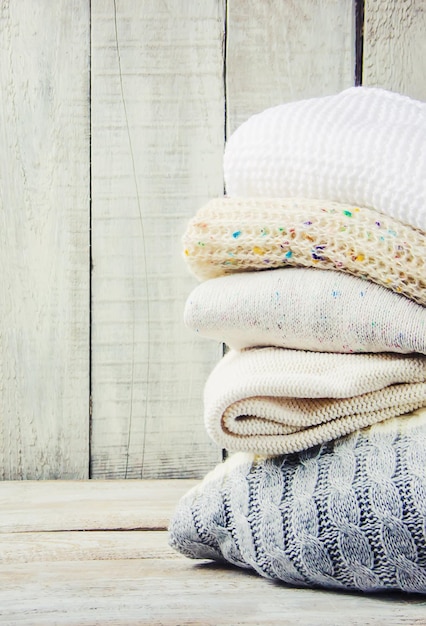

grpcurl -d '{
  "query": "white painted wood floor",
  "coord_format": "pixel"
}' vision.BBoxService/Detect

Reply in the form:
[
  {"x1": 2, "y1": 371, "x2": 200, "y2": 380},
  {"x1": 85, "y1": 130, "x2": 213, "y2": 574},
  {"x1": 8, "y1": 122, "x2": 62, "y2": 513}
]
[{"x1": 0, "y1": 481, "x2": 425, "y2": 625}]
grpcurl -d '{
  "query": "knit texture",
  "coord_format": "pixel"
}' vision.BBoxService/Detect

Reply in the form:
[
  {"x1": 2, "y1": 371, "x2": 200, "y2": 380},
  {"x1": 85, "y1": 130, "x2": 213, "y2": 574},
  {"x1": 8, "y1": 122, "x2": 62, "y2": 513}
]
[
  {"x1": 224, "y1": 87, "x2": 426, "y2": 231},
  {"x1": 169, "y1": 410, "x2": 426, "y2": 594},
  {"x1": 182, "y1": 197, "x2": 426, "y2": 306},
  {"x1": 204, "y1": 347, "x2": 426, "y2": 455},
  {"x1": 185, "y1": 268, "x2": 426, "y2": 355}
]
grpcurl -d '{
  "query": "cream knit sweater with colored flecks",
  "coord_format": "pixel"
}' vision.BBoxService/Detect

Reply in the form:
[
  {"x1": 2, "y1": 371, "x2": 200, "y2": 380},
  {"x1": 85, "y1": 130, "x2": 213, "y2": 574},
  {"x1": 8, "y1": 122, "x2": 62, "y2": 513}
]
[
  {"x1": 169, "y1": 409, "x2": 426, "y2": 594},
  {"x1": 184, "y1": 268, "x2": 426, "y2": 355},
  {"x1": 182, "y1": 197, "x2": 426, "y2": 306}
]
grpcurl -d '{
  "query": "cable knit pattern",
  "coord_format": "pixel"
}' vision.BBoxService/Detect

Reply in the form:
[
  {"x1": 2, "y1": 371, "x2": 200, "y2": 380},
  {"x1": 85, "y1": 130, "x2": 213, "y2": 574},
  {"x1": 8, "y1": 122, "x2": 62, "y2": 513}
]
[
  {"x1": 182, "y1": 197, "x2": 426, "y2": 306},
  {"x1": 184, "y1": 268, "x2": 426, "y2": 355},
  {"x1": 224, "y1": 87, "x2": 426, "y2": 231},
  {"x1": 203, "y1": 347, "x2": 426, "y2": 455},
  {"x1": 169, "y1": 410, "x2": 426, "y2": 594}
]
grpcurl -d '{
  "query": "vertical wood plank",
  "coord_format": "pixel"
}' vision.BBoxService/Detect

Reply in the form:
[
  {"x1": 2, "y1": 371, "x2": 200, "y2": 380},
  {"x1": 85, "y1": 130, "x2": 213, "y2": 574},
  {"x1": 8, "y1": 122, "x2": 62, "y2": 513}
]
[
  {"x1": 226, "y1": 0, "x2": 356, "y2": 135},
  {"x1": 91, "y1": 0, "x2": 224, "y2": 478},
  {"x1": 0, "y1": 0, "x2": 90, "y2": 479},
  {"x1": 363, "y1": 0, "x2": 426, "y2": 99}
]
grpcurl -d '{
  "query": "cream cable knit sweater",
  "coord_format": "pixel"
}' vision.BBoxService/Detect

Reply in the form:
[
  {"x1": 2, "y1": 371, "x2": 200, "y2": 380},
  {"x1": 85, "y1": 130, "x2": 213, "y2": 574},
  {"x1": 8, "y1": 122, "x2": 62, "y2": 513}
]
[
  {"x1": 224, "y1": 87, "x2": 426, "y2": 231},
  {"x1": 182, "y1": 197, "x2": 426, "y2": 305},
  {"x1": 169, "y1": 409, "x2": 426, "y2": 594},
  {"x1": 204, "y1": 347, "x2": 426, "y2": 455},
  {"x1": 185, "y1": 268, "x2": 426, "y2": 355}
]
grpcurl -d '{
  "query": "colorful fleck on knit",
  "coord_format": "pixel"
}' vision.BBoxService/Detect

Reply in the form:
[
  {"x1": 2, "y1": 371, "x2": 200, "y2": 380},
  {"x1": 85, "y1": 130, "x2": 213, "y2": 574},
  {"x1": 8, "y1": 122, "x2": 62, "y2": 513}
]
[
  {"x1": 169, "y1": 409, "x2": 426, "y2": 594},
  {"x1": 182, "y1": 197, "x2": 426, "y2": 305},
  {"x1": 203, "y1": 347, "x2": 426, "y2": 456},
  {"x1": 224, "y1": 87, "x2": 426, "y2": 231},
  {"x1": 184, "y1": 268, "x2": 426, "y2": 355}
]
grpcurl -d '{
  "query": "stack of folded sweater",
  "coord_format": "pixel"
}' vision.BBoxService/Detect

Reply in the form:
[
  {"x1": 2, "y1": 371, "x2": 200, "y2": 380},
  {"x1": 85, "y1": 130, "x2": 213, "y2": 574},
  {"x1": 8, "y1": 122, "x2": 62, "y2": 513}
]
[{"x1": 169, "y1": 87, "x2": 426, "y2": 594}]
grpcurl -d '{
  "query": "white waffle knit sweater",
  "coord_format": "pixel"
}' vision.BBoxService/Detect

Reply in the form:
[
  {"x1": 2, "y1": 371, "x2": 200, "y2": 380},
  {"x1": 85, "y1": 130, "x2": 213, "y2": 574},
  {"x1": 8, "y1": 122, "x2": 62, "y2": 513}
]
[
  {"x1": 224, "y1": 87, "x2": 426, "y2": 231},
  {"x1": 185, "y1": 268, "x2": 426, "y2": 355},
  {"x1": 204, "y1": 347, "x2": 426, "y2": 455}
]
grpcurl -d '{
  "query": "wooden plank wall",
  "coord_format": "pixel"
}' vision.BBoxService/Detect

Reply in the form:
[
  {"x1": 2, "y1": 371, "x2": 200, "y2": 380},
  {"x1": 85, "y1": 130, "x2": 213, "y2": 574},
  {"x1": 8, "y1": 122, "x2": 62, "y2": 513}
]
[
  {"x1": 226, "y1": 0, "x2": 355, "y2": 134},
  {"x1": 90, "y1": 0, "x2": 225, "y2": 479},
  {"x1": 0, "y1": 0, "x2": 90, "y2": 480},
  {"x1": 0, "y1": 0, "x2": 425, "y2": 479},
  {"x1": 363, "y1": 0, "x2": 426, "y2": 101}
]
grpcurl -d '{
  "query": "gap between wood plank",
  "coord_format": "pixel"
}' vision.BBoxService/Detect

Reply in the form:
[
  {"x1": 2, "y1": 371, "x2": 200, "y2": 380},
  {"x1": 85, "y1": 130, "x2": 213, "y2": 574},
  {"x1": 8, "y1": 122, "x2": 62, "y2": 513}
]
[
  {"x1": 355, "y1": 0, "x2": 364, "y2": 85},
  {"x1": 88, "y1": 0, "x2": 94, "y2": 481}
]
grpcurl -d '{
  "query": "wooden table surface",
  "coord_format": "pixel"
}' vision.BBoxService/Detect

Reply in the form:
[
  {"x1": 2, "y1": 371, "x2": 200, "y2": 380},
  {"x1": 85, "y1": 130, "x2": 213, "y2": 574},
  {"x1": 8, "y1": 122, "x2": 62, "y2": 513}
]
[{"x1": 0, "y1": 480, "x2": 425, "y2": 625}]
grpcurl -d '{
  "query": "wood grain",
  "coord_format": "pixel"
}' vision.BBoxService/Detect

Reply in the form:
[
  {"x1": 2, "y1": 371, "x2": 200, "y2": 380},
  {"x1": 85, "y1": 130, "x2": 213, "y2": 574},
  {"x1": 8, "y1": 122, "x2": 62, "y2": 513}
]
[
  {"x1": 0, "y1": 530, "x2": 180, "y2": 563},
  {"x1": 1, "y1": 544, "x2": 425, "y2": 625},
  {"x1": 226, "y1": 0, "x2": 355, "y2": 135},
  {"x1": 90, "y1": 0, "x2": 224, "y2": 479},
  {"x1": 363, "y1": 0, "x2": 426, "y2": 99},
  {"x1": 0, "y1": 479, "x2": 197, "y2": 532},
  {"x1": 1, "y1": 479, "x2": 425, "y2": 625},
  {"x1": 0, "y1": 0, "x2": 90, "y2": 479}
]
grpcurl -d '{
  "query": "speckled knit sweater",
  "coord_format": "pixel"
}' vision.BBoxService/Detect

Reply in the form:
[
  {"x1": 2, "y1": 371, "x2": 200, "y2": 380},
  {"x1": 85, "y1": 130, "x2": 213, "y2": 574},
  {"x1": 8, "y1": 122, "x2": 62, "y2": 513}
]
[
  {"x1": 182, "y1": 197, "x2": 426, "y2": 306},
  {"x1": 184, "y1": 267, "x2": 426, "y2": 355}
]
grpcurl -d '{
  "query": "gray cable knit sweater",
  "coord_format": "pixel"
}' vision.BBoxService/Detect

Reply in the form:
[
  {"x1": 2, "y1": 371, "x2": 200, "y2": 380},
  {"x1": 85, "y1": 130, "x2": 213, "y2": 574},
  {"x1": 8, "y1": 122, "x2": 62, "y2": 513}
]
[{"x1": 169, "y1": 410, "x2": 426, "y2": 594}]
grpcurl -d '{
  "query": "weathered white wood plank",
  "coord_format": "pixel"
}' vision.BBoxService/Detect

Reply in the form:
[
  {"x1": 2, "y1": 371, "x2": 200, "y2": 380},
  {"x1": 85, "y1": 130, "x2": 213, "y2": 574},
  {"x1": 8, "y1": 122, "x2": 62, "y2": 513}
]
[
  {"x1": 363, "y1": 0, "x2": 426, "y2": 100},
  {"x1": 1, "y1": 480, "x2": 425, "y2": 625},
  {"x1": 0, "y1": 479, "x2": 197, "y2": 532},
  {"x1": 0, "y1": 0, "x2": 90, "y2": 479},
  {"x1": 0, "y1": 555, "x2": 425, "y2": 626},
  {"x1": 0, "y1": 530, "x2": 179, "y2": 563},
  {"x1": 90, "y1": 0, "x2": 224, "y2": 479},
  {"x1": 226, "y1": 0, "x2": 355, "y2": 134}
]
